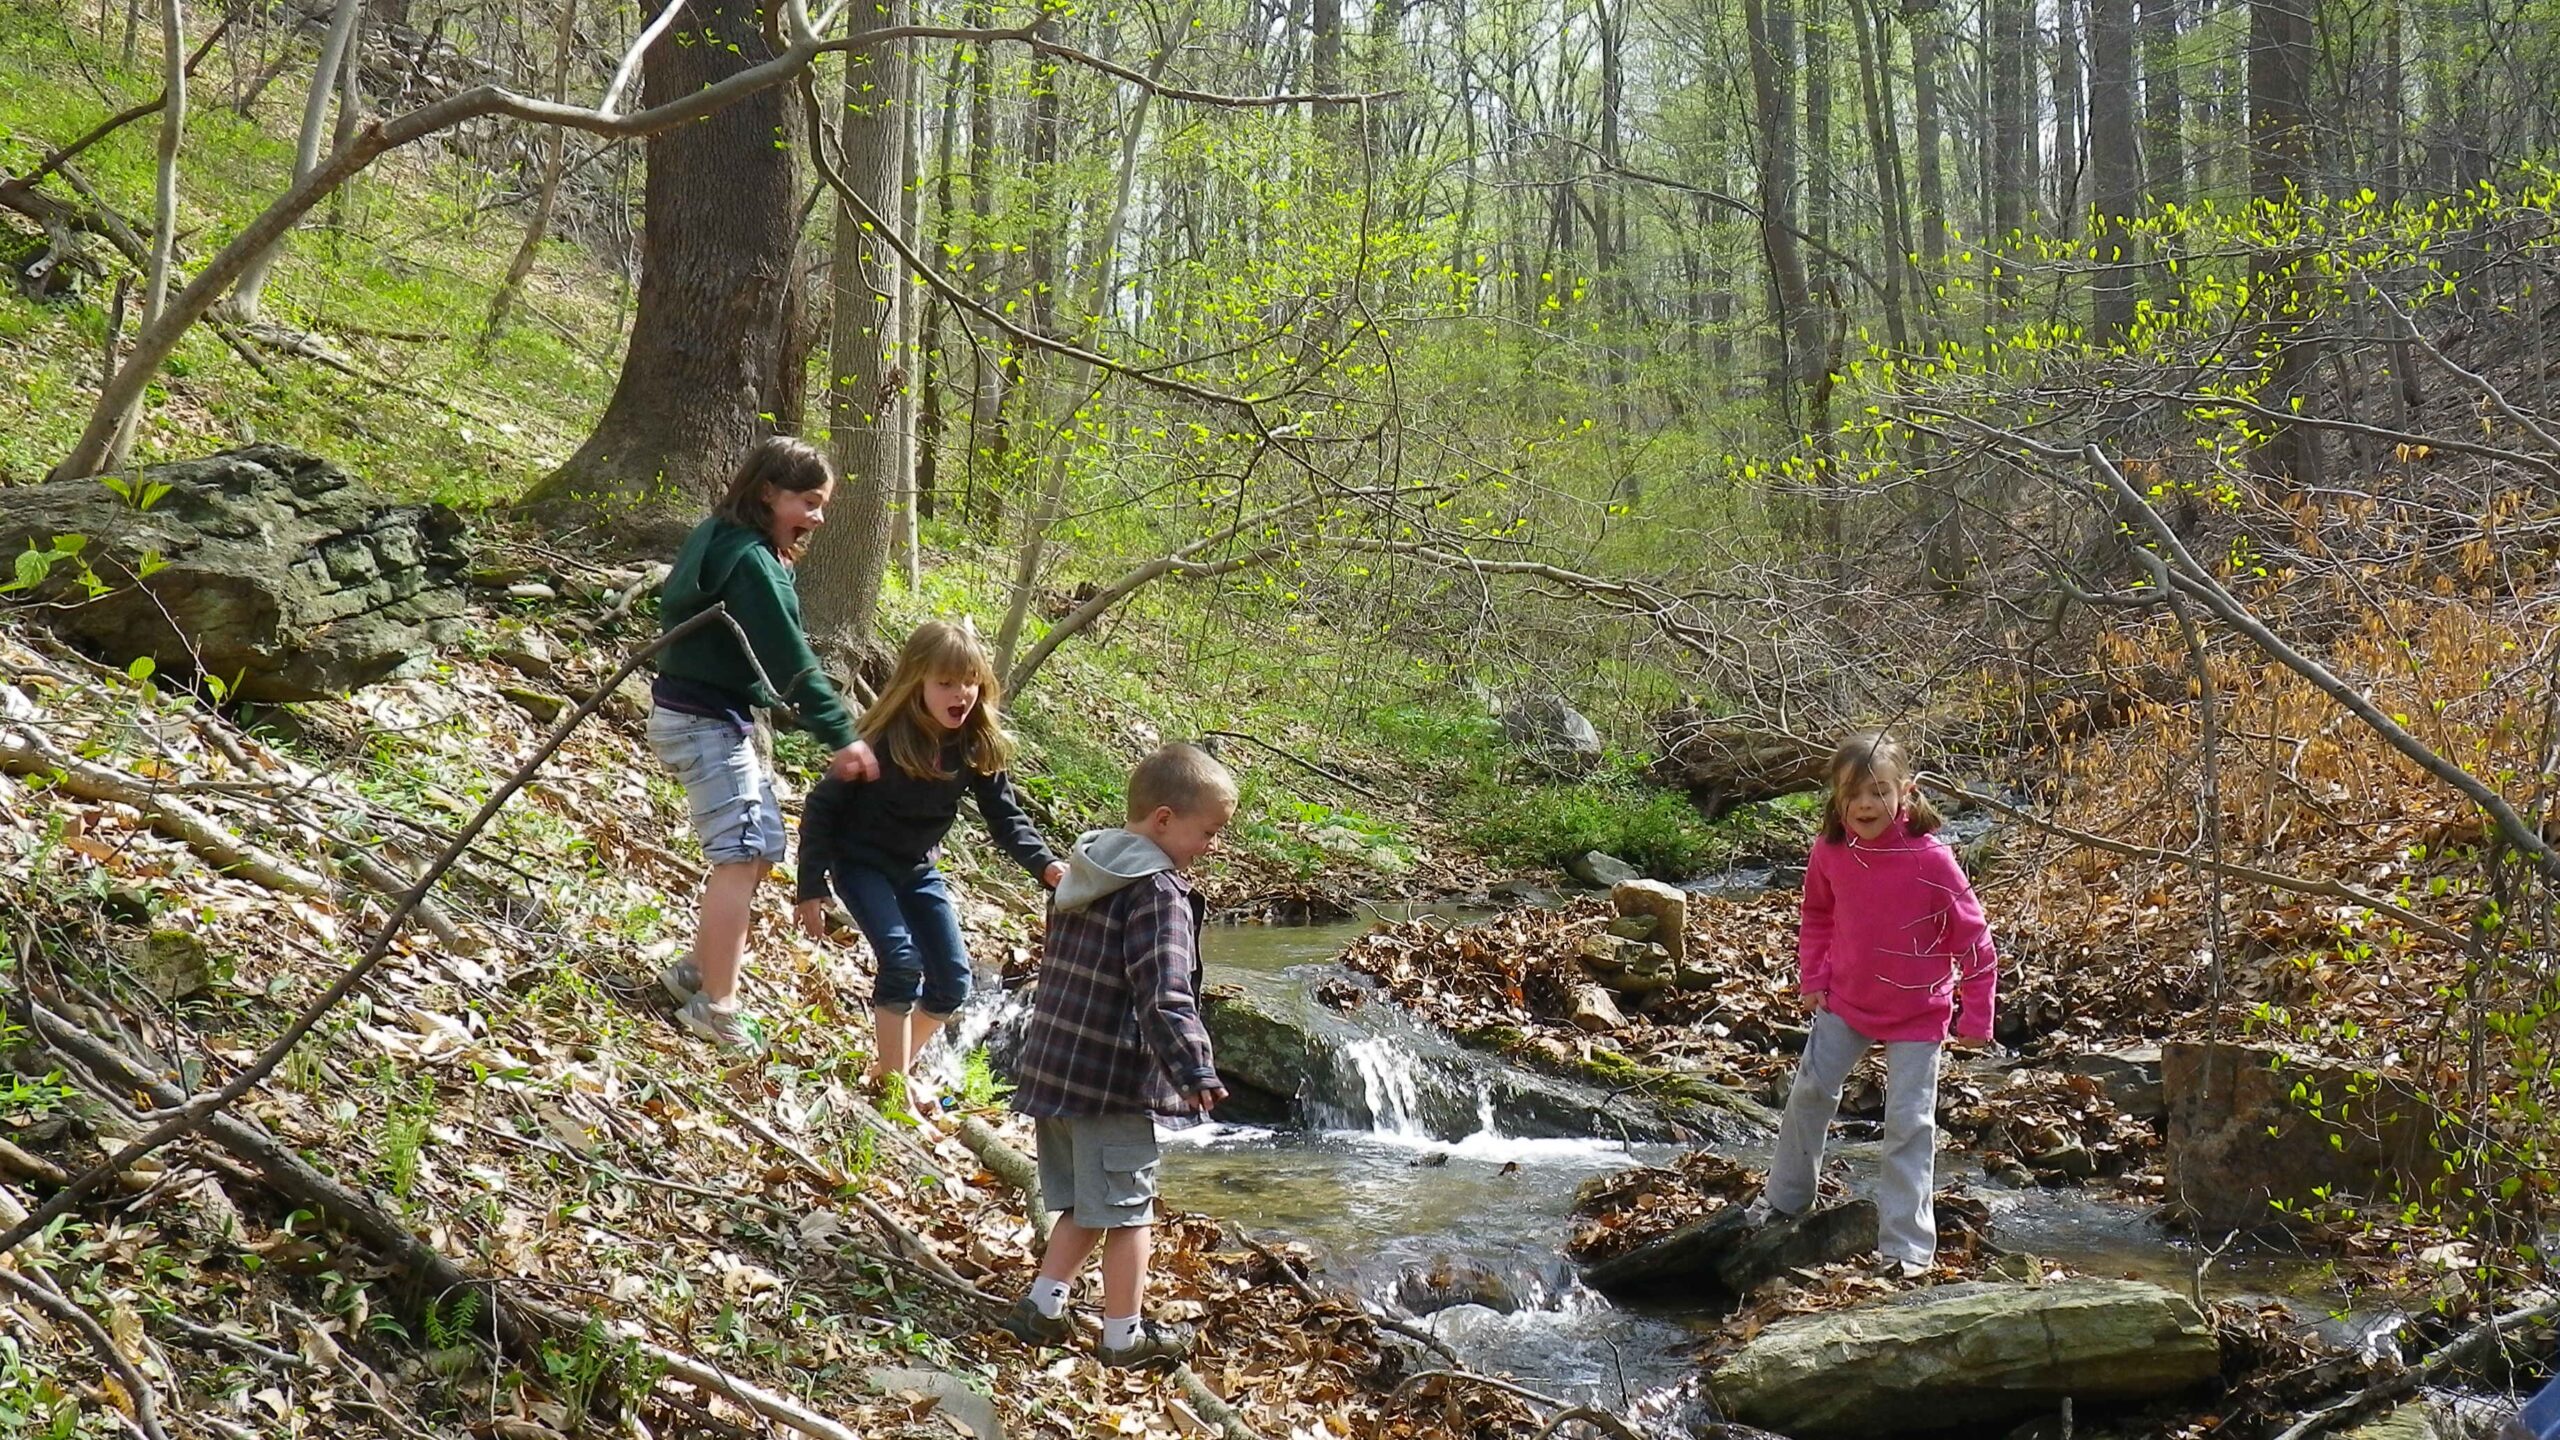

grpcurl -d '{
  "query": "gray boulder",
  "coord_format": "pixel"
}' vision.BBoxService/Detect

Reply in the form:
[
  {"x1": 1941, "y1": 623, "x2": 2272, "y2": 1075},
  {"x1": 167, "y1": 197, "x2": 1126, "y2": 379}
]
[
  {"x1": 2060, "y1": 1044, "x2": 2166, "y2": 1122},
  {"x1": 1710, "y1": 1279, "x2": 2221, "y2": 1436},
  {"x1": 0, "y1": 446, "x2": 468, "y2": 699},
  {"x1": 1567, "y1": 850, "x2": 1641, "y2": 888},
  {"x1": 1501, "y1": 694, "x2": 1603, "y2": 774},
  {"x1": 2163, "y1": 1041, "x2": 2442, "y2": 1234}
]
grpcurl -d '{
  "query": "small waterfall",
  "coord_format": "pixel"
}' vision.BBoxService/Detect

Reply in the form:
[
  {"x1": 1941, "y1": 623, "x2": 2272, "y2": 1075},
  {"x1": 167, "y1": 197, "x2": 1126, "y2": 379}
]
[{"x1": 1340, "y1": 1035, "x2": 1434, "y2": 1139}]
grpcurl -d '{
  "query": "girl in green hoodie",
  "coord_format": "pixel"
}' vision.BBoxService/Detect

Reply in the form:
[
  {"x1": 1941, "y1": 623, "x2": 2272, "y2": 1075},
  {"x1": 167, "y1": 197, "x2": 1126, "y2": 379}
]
[{"x1": 649, "y1": 437, "x2": 876, "y2": 1053}]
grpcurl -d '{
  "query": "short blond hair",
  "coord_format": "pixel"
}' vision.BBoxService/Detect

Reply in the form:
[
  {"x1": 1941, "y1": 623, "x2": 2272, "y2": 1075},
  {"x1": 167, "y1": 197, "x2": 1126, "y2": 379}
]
[{"x1": 1127, "y1": 743, "x2": 1237, "y2": 821}]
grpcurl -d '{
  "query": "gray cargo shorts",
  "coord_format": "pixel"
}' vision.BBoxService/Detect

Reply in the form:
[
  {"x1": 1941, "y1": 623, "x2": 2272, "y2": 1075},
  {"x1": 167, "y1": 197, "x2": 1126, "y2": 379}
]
[{"x1": 1033, "y1": 1113, "x2": 1162, "y2": 1229}]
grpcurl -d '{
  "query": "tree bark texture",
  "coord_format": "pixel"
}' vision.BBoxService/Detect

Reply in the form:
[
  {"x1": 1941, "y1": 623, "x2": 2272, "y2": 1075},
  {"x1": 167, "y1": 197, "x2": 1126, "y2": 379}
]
[
  {"x1": 2090, "y1": 0, "x2": 2140, "y2": 342},
  {"x1": 803, "y1": 5, "x2": 914, "y2": 648},
  {"x1": 518, "y1": 0, "x2": 801, "y2": 538}
]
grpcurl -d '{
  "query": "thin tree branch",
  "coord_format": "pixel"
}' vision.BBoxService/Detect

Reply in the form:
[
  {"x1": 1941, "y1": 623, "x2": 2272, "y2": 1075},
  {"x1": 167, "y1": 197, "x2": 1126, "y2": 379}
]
[{"x1": 0, "y1": 604, "x2": 738, "y2": 1255}]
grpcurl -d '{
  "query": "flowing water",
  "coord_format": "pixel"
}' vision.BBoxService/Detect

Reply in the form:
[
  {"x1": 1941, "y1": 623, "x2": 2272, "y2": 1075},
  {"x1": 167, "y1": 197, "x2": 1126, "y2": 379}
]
[{"x1": 938, "y1": 895, "x2": 2395, "y2": 1423}]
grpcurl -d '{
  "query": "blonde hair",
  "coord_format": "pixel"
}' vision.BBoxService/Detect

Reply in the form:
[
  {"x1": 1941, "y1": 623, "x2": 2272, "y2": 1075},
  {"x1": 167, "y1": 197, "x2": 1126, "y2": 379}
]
[
  {"x1": 1819, "y1": 730, "x2": 1943, "y2": 843},
  {"x1": 859, "y1": 620, "x2": 1016, "y2": 781},
  {"x1": 1127, "y1": 743, "x2": 1237, "y2": 821}
]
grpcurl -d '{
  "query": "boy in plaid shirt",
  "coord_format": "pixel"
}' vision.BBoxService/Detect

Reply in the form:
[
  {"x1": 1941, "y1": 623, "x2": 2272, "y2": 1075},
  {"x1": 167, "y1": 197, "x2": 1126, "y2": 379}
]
[{"x1": 998, "y1": 744, "x2": 1236, "y2": 1368}]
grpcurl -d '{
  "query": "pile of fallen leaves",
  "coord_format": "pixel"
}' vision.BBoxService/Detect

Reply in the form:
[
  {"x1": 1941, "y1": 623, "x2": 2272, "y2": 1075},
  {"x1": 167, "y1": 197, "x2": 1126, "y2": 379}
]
[{"x1": 0, "y1": 595, "x2": 1533, "y2": 1440}]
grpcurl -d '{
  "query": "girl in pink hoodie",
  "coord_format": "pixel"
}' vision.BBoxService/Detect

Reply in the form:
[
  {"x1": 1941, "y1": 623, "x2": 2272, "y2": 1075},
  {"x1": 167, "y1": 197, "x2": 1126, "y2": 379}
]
[{"x1": 1746, "y1": 731, "x2": 1998, "y2": 1277}]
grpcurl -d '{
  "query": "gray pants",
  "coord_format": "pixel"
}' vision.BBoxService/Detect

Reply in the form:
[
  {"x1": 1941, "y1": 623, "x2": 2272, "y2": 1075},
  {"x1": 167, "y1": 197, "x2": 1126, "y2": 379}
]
[{"x1": 1765, "y1": 1009, "x2": 1942, "y2": 1266}]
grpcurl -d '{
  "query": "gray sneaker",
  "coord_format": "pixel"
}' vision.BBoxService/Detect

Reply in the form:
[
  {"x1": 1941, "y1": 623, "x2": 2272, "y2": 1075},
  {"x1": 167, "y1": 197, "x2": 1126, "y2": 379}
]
[
  {"x1": 995, "y1": 1295, "x2": 1072, "y2": 1346},
  {"x1": 1096, "y1": 1319, "x2": 1194, "y2": 1371},
  {"x1": 674, "y1": 994, "x2": 761, "y2": 1054},
  {"x1": 659, "y1": 960, "x2": 702, "y2": 1003},
  {"x1": 1740, "y1": 1197, "x2": 1796, "y2": 1228}
]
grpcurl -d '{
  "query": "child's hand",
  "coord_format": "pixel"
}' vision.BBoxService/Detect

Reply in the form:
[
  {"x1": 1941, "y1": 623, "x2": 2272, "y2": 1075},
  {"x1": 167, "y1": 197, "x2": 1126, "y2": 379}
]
[
  {"x1": 1188, "y1": 1083, "x2": 1228, "y2": 1114},
  {"x1": 829, "y1": 740, "x2": 879, "y2": 782},
  {"x1": 1802, "y1": 992, "x2": 1826, "y2": 1017},
  {"x1": 1041, "y1": 860, "x2": 1068, "y2": 889},
  {"x1": 794, "y1": 899, "x2": 829, "y2": 939}
]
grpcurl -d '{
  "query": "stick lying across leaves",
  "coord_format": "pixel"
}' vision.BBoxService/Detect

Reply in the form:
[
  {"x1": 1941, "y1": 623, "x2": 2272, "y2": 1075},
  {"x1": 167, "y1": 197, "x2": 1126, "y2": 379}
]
[{"x1": 0, "y1": 602, "x2": 732, "y2": 1256}]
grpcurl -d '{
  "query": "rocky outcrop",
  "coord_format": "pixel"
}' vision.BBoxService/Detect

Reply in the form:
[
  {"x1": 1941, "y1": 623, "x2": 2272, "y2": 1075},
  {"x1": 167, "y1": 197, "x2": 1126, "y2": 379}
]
[
  {"x1": 0, "y1": 446, "x2": 468, "y2": 699},
  {"x1": 2060, "y1": 1044, "x2": 2166, "y2": 1123},
  {"x1": 1566, "y1": 850, "x2": 1640, "y2": 888},
  {"x1": 2162, "y1": 1041, "x2": 2440, "y2": 1234},
  {"x1": 1708, "y1": 1279, "x2": 2221, "y2": 1436}
]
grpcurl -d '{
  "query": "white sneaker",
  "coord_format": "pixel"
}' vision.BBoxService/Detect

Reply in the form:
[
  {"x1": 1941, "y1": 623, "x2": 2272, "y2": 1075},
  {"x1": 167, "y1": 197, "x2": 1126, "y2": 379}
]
[
  {"x1": 1740, "y1": 1197, "x2": 1795, "y2": 1227},
  {"x1": 660, "y1": 960, "x2": 702, "y2": 1003},
  {"x1": 675, "y1": 994, "x2": 763, "y2": 1055},
  {"x1": 1880, "y1": 1256, "x2": 1930, "y2": 1281}
]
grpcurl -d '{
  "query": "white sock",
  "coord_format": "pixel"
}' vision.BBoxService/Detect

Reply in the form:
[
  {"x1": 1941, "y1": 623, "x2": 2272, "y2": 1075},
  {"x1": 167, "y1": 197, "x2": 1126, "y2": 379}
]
[
  {"x1": 1029, "y1": 1278, "x2": 1070, "y2": 1319},
  {"x1": 1101, "y1": 1314, "x2": 1142, "y2": 1350}
]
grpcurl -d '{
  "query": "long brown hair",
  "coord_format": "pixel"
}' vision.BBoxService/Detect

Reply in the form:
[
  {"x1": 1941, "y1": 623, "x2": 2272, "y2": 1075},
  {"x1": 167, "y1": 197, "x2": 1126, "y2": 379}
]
[
  {"x1": 858, "y1": 620, "x2": 1017, "y2": 780},
  {"x1": 711, "y1": 436, "x2": 834, "y2": 561},
  {"x1": 1819, "y1": 730, "x2": 1943, "y2": 843}
]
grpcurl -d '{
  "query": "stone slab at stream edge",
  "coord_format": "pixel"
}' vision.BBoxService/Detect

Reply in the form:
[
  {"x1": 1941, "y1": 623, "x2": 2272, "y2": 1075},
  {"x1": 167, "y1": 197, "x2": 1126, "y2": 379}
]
[{"x1": 1708, "y1": 1278, "x2": 2221, "y2": 1436}]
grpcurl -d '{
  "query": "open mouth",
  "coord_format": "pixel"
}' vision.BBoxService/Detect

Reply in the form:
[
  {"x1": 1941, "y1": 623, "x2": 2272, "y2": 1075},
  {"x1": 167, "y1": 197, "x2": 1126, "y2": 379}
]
[{"x1": 944, "y1": 705, "x2": 971, "y2": 725}]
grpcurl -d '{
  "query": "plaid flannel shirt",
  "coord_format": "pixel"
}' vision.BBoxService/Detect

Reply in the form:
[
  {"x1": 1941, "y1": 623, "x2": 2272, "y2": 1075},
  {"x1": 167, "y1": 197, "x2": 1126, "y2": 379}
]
[{"x1": 1010, "y1": 869, "x2": 1216, "y2": 1119}]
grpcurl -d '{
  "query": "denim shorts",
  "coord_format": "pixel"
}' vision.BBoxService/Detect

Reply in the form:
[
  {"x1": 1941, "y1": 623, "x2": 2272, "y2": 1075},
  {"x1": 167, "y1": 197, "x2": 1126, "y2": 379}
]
[{"x1": 647, "y1": 707, "x2": 784, "y2": 866}]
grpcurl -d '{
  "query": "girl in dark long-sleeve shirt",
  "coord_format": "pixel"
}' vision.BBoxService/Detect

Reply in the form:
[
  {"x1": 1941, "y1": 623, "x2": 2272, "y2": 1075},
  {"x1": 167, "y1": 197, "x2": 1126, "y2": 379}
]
[{"x1": 796, "y1": 621, "x2": 1062, "y2": 1113}]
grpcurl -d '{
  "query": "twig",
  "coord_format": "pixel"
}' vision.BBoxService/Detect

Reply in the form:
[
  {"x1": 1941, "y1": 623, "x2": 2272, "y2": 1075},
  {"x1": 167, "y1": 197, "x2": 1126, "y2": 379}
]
[
  {"x1": 952, "y1": 1114, "x2": 1050, "y2": 1243},
  {"x1": 1173, "y1": 1363, "x2": 1270, "y2": 1440},
  {"x1": 0, "y1": 713, "x2": 330, "y2": 896},
  {"x1": 1237, "y1": 1231, "x2": 1463, "y2": 1367},
  {"x1": 0, "y1": 1263, "x2": 174, "y2": 1440},
  {"x1": 1914, "y1": 778, "x2": 2467, "y2": 946},
  {"x1": 1394, "y1": 1367, "x2": 1576, "y2": 1411},
  {"x1": 1533, "y1": 1405, "x2": 1645, "y2": 1440},
  {"x1": 0, "y1": 603, "x2": 738, "y2": 1256},
  {"x1": 1200, "y1": 729, "x2": 1386, "y2": 802}
]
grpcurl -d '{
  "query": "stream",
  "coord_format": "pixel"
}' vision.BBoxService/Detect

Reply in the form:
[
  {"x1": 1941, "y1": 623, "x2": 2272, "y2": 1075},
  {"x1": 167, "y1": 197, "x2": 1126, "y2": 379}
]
[{"x1": 944, "y1": 896, "x2": 2399, "y2": 1426}]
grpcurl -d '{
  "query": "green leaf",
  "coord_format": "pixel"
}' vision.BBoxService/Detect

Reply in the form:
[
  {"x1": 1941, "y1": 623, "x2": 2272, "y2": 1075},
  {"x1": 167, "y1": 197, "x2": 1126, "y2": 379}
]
[{"x1": 126, "y1": 656, "x2": 156, "y2": 683}]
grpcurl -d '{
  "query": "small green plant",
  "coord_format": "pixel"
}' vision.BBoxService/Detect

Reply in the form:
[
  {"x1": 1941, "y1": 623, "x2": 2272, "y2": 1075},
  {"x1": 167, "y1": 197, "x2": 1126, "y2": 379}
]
[
  {"x1": 374, "y1": 1067, "x2": 437, "y2": 1200},
  {"x1": 958, "y1": 1047, "x2": 1008, "y2": 1107}
]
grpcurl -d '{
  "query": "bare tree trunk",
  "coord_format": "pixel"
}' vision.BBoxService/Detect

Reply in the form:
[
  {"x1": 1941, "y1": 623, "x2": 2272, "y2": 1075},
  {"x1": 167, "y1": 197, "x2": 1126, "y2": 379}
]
[
  {"x1": 1742, "y1": 0, "x2": 1819, "y2": 427},
  {"x1": 1989, "y1": 0, "x2": 2029, "y2": 309},
  {"x1": 324, "y1": 0, "x2": 365, "y2": 246},
  {"x1": 961, "y1": 0, "x2": 1007, "y2": 533},
  {"x1": 1849, "y1": 0, "x2": 1913, "y2": 350},
  {"x1": 895, "y1": 41, "x2": 922, "y2": 593},
  {"x1": 1911, "y1": 0, "x2": 1950, "y2": 283},
  {"x1": 483, "y1": 0, "x2": 579, "y2": 349},
  {"x1": 2090, "y1": 0, "x2": 2139, "y2": 342},
  {"x1": 1804, "y1": 0, "x2": 1833, "y2": 297},
  {"x1": 106, "y1": 0, "x2": 187, "y2": 470},
  {"x1": 2055, "y1": 0, "x2": 2084, "y2": 233},
  {"x1": 801, "y1": 2, "x2": 913, "y2": 649},
  {"x1": 2248, "y1": 0, "x2": 2320, "y2": 491},
  {"x1": 518, "y1": 0, "x2": 801, "y2": 535},
  {"x1": 221, "y1": 0, "x2": 361, "y2": 322},
  {"x1": 2140, "y1": 0, "x2": 2183, "y2": 208}
]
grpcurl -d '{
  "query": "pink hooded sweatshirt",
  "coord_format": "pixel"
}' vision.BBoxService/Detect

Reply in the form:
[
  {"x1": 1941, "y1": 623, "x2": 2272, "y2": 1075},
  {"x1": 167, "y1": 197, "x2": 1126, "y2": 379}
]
[{"x1": 1799, "y1": 820, "x2": 1999, "y2": 1043}]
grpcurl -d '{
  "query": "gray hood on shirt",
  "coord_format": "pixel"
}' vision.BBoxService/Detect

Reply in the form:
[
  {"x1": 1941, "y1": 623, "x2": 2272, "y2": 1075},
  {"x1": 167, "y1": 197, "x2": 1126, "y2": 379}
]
[{"x1": 1051, "y1": 828, "x2": 1176, "y2": 913}]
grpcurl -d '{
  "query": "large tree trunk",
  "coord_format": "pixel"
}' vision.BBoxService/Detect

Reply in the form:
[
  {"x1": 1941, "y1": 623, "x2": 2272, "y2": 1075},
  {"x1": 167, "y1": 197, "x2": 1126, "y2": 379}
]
[
  {"x1": 1848, "y1": 0, "x2": 1912, "y2": 351},
  {"x1": 516, "y1": 0, "x2": 800, "y2": 539},
  {"x1": 2248, "y1": 0, "x2": 2320, "y2": 491},
  {"x1": 801, "y1": 5, "x2": 914, "y2": 648},
  {"x1": 2089, "y1": 0, "x2": 2139, "y2": 342},
  {"x1": 960, "y1": 0, "x2": 1008, "y2": 535}
]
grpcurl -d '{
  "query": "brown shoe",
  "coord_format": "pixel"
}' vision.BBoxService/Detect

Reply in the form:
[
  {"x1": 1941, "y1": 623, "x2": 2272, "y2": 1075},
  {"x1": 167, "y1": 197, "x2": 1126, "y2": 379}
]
[
  {"x1": 1096, "y1": 1320, "x2": 1195, "y2": 1370},
  {"x1": 995, "y1": 1295, "x2": 1072, "y2": 1346}
]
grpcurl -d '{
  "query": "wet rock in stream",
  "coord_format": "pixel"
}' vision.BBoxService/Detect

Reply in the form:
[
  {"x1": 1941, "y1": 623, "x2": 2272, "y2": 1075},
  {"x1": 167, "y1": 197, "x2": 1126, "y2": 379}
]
[
  {"x1": 1581, "y1": 1200, "x2": 1880, "y2": 1297},
  {"x1": 1708, "y1": 1278, "x2": 2221, "y2": 1436}
]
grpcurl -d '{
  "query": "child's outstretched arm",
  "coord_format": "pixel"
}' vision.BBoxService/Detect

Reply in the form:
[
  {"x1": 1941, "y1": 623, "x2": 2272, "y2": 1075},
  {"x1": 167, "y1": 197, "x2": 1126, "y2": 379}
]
[
  {"x1": 725, "y1": 548, "x2": 859, "y2": 754},
  {"x1": 1121, "y1": 880, "x2": 1221, "y2": 1103},
  {"x1": 1923, "y1": 844, "x2": 1999, "y2": 1042},
  {"x1": 1797, "y1": 843, "x2": 1836, "y2": 1006},
  {"x1": 968, "y1": 769, "x2": 1064, "y2": 886}
]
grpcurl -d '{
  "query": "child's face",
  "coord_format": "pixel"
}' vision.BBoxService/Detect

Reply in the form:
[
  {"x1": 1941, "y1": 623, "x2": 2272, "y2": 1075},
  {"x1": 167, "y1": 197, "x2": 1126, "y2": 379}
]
[
  {"x1": 919, "y1": 673, "x2": 982, "y2": 732},
  {"x1": 1837, "y1": 764, "x2": 1908, "y2": 841},
  {"x1": 765, "y1": 479, "x2": 833, "y2": 555},
  {"x1": 1141, "y1": 798, "x2": 1235, "y2": 868}
]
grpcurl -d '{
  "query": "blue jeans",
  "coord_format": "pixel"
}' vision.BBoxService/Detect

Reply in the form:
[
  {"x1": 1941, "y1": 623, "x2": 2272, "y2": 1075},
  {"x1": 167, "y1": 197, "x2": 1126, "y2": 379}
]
[{"x1": 835, "y1": 864, "x2": 971, "y2": 1017}]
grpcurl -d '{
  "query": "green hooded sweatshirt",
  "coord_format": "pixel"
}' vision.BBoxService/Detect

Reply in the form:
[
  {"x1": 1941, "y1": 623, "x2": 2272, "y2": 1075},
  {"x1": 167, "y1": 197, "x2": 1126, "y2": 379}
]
[{"x1": 656, "y1": 518, "x2": 857, "y2": 751}]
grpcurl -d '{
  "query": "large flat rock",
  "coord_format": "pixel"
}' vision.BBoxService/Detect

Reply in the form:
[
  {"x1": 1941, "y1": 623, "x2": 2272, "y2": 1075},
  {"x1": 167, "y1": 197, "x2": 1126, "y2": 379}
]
[
  {"x1": 1709, "y1": 1279, "x2": 2220, "y2": 1436},
  {"x1": 0, "y1": 446, "x2": 468, "y2": 699}
]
